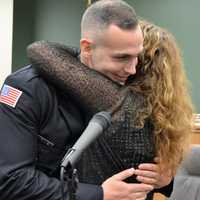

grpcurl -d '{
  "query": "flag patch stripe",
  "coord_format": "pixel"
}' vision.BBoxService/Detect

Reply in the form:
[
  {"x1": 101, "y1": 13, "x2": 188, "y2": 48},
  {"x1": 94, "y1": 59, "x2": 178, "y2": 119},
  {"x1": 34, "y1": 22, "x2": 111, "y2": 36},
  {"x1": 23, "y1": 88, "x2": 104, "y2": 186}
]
[{"x1": 0, "y1": 84, "x2": 22, "y2": 108}]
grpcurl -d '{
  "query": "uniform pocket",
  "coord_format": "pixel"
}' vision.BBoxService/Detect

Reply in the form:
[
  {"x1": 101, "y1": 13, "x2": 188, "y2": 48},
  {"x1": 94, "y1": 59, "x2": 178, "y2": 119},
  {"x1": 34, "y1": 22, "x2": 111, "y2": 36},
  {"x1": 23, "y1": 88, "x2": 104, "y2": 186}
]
[{"x1": 36, "y1": 135, "x2": 66, "y2": 176}]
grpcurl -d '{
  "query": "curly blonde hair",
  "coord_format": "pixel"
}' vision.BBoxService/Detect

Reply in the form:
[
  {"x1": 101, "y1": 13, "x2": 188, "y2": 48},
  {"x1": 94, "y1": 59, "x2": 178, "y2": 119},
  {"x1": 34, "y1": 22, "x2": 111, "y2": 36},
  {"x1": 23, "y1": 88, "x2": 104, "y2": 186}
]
[{"x1": 129, "y1": 20, "x2": 194, "y2": 175}]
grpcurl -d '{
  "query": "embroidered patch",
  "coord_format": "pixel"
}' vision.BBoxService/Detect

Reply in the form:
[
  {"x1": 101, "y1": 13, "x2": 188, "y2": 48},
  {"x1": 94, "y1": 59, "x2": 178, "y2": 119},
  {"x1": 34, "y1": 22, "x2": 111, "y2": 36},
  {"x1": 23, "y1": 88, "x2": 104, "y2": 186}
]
[{"x1": 0, "y1": 84, "x2": 22, "y2": 108}]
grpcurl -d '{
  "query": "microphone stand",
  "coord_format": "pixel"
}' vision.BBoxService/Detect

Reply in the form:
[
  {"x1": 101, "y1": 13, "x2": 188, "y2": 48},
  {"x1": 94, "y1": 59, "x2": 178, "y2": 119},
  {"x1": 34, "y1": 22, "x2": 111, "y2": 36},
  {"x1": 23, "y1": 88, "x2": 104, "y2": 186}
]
[
  {"x1": 60, "y1": 111, "x2": 111, "y2": 200},
  {"x1": 60, "y1": 148, "x2": 79, "y2": 200}
]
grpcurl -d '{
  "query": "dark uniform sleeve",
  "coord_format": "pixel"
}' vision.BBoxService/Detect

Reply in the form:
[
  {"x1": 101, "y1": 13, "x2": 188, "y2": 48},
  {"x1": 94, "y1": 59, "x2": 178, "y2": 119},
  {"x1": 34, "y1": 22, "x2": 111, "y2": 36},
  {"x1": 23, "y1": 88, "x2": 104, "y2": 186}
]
[{"x1": 0, "y1": 70, "x2": 103, "y2": 200}]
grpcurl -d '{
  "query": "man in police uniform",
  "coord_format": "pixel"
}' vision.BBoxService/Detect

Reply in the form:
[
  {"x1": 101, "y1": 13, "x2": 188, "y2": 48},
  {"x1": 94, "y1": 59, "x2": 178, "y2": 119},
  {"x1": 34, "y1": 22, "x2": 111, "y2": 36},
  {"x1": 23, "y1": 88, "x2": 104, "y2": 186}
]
[{"x1": 0, "y1": 1, "x2": 173, "y2": 200}]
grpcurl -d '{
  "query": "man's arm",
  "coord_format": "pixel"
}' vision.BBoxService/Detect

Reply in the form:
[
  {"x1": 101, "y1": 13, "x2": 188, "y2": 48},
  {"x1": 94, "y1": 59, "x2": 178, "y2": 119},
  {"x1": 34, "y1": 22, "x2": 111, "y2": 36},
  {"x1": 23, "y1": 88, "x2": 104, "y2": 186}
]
[
  {"x1": 0, "y1": 71, "x2": 153, "y2": 200},
  {"x1": 0, "y1": 73, "x2": 102, "y2": 200},
  {"x1": 102, "y1": 168, "x2": 153, "y2": 200}
]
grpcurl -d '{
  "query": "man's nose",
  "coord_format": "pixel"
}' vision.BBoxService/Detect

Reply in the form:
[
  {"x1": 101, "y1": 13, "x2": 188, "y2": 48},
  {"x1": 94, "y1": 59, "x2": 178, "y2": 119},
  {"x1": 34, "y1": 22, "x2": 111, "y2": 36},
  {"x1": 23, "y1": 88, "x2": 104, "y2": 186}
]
[{"x1": 124, "y1": 57, "x2": 137, "y2": 75}]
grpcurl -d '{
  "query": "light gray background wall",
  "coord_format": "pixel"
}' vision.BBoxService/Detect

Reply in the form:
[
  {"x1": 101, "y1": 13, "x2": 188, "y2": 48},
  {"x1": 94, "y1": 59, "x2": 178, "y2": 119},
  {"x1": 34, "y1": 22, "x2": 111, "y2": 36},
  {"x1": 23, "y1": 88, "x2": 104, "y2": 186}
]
[{"x1": 12, "y1": 0, "x2": 200, "y2": 111}]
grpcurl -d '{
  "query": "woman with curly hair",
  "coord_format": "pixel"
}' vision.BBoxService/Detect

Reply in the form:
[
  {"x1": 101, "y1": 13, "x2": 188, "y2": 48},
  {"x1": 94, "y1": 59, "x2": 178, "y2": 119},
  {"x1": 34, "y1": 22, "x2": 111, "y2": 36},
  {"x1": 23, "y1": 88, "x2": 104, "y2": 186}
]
[
  {"x1": 131, "y1": 20, "x2": 194, "y2": 176},
  {"x1": 27, "y1": 19, "x2": 194, "y2": 199}
]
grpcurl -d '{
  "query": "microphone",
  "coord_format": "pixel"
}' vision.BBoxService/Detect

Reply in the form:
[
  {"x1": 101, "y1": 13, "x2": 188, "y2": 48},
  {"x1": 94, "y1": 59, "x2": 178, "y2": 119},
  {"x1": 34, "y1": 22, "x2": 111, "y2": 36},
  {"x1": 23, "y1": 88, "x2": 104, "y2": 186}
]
[{"x1": 61, "y1": 111, "x2": 111, "y2": 169}]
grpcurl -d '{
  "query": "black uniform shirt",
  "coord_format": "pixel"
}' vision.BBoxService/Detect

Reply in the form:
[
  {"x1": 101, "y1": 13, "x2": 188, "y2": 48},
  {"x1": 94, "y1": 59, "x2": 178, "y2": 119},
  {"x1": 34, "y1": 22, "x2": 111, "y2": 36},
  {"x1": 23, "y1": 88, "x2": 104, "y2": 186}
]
[{"x1": 0, "y1": 65, "x2": 103, "y2": 200}]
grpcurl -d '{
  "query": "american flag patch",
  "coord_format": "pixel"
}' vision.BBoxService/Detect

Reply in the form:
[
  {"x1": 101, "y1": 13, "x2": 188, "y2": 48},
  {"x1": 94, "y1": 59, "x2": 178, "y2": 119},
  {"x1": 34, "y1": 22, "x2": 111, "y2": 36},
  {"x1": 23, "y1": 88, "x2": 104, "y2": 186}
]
[{"x1": 0, "y1": 84, "x2": 22, "y2": 108}]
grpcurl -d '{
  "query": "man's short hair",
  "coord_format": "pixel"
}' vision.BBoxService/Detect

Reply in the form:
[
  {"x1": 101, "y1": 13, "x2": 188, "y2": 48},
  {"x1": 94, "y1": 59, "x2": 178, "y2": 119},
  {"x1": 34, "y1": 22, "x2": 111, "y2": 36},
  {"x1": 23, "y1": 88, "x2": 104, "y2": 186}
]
[{"x1": 81, "y1": 0, "x2": 138, "y2": 37}]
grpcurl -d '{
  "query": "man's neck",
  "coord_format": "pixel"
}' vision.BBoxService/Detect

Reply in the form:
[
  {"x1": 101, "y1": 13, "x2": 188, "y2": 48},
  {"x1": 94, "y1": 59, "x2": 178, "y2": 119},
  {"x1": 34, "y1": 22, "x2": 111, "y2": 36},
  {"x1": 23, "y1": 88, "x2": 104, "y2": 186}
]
[{"x1": 80, "y1": 53, "x2": 91, "y2": 68}]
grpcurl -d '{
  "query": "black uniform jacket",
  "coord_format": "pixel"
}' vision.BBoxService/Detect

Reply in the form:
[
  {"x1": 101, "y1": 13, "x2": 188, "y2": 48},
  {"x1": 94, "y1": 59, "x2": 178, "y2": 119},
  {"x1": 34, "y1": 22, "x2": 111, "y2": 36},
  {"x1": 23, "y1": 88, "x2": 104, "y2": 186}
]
[{"x1": 0, "y1": 65, "x2": 103, "y2": 200}]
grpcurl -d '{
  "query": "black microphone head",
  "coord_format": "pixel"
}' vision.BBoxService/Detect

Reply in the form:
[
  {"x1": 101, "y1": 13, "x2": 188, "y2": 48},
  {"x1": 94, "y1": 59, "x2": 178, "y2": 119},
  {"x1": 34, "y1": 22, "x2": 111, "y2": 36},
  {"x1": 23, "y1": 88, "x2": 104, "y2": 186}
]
[{"x1": 91, "y1": 111, "x2": 111, "y2": 130}]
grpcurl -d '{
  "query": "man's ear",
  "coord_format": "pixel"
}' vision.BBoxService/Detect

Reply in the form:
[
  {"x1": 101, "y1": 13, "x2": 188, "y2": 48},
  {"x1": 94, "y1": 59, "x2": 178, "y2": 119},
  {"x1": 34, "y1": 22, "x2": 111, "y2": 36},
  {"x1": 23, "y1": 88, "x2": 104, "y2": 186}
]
[{"x1": 80, "y1": 38, "x2": 92, "y2": 58}]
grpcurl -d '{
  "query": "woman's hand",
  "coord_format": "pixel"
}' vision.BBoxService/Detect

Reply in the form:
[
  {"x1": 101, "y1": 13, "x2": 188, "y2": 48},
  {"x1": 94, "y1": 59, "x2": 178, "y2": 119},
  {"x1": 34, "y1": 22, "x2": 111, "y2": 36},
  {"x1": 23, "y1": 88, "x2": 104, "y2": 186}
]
[{"x1": 134, "y1": 161, "x2": 173, "y2": 189}]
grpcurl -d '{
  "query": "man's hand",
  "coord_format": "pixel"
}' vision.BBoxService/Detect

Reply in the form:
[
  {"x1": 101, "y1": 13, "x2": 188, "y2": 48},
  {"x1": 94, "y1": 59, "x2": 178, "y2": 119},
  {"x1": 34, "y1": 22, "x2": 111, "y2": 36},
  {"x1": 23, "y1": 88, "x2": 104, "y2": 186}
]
[
  {"x1": 134, "y1": 162, "x2": 173, "y2": 189},
  {"x1": 102, "y1": 168, "x2": 153, "y2": 200}
]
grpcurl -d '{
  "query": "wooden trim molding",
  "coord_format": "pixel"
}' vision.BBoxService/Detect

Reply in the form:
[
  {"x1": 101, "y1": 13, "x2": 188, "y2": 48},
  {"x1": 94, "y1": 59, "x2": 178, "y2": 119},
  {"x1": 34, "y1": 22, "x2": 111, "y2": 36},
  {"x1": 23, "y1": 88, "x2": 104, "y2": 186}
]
[{"x1": 193, "y1": 113, "x2": 200, "y2": 133}]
